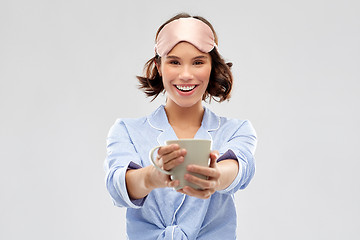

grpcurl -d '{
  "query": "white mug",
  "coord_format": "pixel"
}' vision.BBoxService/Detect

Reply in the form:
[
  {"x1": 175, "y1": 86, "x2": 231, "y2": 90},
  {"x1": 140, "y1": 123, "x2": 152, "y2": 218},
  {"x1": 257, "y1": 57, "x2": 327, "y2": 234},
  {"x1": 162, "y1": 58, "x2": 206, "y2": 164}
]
[{"x1": 149, "y1": 139, "x2": 212, "y2": 190}]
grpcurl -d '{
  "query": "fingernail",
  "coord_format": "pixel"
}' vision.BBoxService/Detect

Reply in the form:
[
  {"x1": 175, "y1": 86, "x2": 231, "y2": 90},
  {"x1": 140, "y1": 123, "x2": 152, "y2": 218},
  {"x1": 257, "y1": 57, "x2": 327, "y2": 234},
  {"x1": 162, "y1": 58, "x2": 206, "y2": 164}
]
[{"x1": 172, "y1": 180, "x2": 179, "y2": 187}]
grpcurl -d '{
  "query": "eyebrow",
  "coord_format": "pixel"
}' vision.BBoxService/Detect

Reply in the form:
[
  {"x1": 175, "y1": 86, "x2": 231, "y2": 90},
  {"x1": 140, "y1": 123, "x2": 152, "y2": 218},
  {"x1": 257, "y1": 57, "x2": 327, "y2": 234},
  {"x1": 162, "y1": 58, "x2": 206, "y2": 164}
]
[{"x1": 166, "y1": 55, "x2": 209, "y2": 60}]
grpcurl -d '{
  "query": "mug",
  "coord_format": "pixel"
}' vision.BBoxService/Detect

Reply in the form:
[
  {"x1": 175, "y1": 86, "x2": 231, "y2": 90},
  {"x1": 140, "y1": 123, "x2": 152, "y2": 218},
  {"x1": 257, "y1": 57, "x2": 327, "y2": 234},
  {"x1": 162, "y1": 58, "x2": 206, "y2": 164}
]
[{"x1": 149, "y1": 139, "x2": 212, "y2": 190}]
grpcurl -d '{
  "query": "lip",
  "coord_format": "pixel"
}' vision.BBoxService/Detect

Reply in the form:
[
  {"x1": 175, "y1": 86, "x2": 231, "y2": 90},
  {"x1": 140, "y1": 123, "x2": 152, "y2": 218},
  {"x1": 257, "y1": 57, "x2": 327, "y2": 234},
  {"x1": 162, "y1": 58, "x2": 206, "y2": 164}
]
[{"x1": 173, "y1": 84, "x2": 198, "y2": 96}]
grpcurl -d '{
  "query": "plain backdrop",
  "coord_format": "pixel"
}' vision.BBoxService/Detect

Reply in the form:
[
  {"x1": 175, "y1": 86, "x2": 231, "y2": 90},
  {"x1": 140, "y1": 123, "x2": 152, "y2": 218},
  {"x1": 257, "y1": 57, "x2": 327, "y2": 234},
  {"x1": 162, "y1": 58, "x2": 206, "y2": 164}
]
[{"x1": 1, "y1": 0, "x2": 359, "y2": 239}]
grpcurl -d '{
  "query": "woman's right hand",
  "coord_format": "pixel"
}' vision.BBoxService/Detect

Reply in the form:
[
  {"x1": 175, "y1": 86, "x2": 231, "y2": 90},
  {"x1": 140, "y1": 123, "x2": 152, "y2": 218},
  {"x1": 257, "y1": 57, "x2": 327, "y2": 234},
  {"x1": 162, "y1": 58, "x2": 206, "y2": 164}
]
[
  {"x1": 126, "y1": 144, "x2": 186, "y2": 200},
  {"x1": 148, "y1": 144, "x2": 186, "y2": 189}
]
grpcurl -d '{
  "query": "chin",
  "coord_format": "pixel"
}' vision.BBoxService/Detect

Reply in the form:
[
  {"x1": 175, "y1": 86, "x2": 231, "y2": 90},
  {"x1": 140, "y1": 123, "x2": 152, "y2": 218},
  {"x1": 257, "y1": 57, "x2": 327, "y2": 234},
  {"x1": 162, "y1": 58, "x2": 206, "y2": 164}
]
[{"x1": 173, "y1": 99, "x2": 202, "y2": 109}]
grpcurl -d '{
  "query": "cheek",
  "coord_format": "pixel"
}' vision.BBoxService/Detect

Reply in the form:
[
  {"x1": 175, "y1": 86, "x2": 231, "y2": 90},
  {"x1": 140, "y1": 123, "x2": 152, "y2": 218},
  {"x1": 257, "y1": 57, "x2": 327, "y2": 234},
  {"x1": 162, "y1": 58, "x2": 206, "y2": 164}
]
[
  {"x1": 162, "y1": 72, "x2": 177, "y2": 87},
  {"x1": 197, "y1": 66, "x2": 212, "y2": 83},
  {"x1": 161, "y1": 65, "x2": 177, "y2": 79}
]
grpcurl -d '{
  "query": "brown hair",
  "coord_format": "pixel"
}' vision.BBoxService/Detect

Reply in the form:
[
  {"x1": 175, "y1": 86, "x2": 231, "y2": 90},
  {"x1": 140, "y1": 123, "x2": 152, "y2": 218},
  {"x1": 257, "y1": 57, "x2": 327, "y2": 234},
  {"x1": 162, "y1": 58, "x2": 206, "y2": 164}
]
[{"x1": 137, "y1": 13, "x2": 233, "y2": 102}]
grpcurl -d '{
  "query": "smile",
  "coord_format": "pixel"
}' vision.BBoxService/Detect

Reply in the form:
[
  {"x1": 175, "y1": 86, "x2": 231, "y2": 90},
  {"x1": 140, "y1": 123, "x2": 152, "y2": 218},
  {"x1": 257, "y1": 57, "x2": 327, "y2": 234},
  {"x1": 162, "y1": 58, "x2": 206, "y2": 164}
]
[{"x1": 175, "y1": 85, "x2": 197, "y2": 92}]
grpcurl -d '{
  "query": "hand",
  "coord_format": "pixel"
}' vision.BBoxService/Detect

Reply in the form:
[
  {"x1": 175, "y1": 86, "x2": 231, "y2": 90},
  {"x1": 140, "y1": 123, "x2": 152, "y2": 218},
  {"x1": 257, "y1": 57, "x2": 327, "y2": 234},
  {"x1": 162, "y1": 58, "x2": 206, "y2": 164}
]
[
  {"x1": 177, "y1": 150, "x2": 221, "y2": 199},
  {"x1": 149, "y1": 144, "x2": 186, "y2": 189}
]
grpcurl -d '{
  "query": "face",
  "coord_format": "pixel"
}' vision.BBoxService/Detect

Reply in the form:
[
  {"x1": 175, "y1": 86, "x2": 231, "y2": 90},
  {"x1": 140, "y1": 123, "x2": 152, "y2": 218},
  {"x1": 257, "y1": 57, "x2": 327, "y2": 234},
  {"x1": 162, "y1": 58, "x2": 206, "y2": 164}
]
[{"x1": 158, "y1": 41, "x2": 212, "y2": 109}]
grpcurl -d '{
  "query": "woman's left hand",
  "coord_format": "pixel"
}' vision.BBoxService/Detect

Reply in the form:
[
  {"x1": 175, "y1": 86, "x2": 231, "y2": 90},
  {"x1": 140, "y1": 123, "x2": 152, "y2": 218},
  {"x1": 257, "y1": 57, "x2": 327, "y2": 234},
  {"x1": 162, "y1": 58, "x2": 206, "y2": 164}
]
[{"x1": 177, "y1": 150, "x2": 221, "y2": 199}]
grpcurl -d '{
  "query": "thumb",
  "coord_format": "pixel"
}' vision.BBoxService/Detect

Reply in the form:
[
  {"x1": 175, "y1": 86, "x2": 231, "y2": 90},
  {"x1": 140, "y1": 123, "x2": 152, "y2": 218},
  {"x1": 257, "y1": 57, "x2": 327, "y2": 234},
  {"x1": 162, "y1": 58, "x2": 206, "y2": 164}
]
[{"x1": 209, "y1": 150, "x2": 219, "y2": 168}]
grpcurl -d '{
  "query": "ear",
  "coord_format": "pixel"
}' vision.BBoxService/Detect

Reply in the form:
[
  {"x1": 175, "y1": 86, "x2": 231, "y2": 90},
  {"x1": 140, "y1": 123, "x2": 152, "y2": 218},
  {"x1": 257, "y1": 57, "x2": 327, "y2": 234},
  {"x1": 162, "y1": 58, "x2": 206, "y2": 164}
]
[{"x1": 155, "y1": 59, "x2": 162, "y2": 76}]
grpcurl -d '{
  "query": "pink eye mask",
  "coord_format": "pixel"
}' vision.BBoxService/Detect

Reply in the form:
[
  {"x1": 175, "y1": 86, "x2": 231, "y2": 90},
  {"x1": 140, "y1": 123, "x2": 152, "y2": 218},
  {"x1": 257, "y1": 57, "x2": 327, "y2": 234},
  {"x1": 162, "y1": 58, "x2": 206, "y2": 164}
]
[{"x1": 155, "y1": 17, "x2": 217, "y2": 57}]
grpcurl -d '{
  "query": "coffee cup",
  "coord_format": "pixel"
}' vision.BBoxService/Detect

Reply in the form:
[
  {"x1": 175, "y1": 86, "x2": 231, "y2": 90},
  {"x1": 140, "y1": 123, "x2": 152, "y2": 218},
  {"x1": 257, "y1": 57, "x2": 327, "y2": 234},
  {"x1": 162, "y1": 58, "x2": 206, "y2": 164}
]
[{"x1": 149, "y1": 139, "x2": 212, "y2": 190}]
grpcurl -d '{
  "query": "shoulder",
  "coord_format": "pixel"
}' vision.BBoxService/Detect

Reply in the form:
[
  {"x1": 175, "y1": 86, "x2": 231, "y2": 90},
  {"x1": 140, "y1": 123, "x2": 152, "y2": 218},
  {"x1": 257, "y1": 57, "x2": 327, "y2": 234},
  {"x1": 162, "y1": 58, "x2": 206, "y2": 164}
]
[
  {"x1": 109, "y1": 117, "x2": 148, "y2": 136},
  {"x1": 221, "y1": 118, "x2": 256, "y2": 141},
  {"x1": 221, "y1": 117, "x2": 255, "y2": 132},
  {"x1": 108, "y1": 106, "x2": 165, "y2": 137},
  {"x1": 116, "y1": 117, "x2": 148, "y2": 128},
  {"x1": 205, "y1": 109, "x2": 257, "y2": 142},
  {"x1": 205, "y1": 108, "x2": 256, "y2": 137}
]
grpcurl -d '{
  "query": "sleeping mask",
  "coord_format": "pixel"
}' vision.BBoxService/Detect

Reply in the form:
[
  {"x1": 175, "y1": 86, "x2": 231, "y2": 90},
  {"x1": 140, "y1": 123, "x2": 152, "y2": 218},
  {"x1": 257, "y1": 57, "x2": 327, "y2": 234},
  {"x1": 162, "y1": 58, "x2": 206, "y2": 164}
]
[{"x1": 155, "y1": 17, "x2": 217, "y2": 57}]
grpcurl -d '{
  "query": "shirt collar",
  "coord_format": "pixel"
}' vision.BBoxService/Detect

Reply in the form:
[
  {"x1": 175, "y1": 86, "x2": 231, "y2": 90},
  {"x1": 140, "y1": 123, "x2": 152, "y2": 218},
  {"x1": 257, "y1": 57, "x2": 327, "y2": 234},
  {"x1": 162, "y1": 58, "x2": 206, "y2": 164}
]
[
  {"x1": 146, "y1": 105, "x2": 171, "y2": 131},
  {"x1": 147, "y1": 105, "x2": 220, "y2": 133}
]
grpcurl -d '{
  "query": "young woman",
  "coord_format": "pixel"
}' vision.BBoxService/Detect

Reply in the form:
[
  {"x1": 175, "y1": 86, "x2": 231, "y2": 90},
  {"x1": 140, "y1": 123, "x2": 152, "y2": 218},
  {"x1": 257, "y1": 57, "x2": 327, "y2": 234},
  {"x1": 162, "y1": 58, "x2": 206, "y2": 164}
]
[{"x1": 104, "y1": 13, "x2": 257, "y2": 240}]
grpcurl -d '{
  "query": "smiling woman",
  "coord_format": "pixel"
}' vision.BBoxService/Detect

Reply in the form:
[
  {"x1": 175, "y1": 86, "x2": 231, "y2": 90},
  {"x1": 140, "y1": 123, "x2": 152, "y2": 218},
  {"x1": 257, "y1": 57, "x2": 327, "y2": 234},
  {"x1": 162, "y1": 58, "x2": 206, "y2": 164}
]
[
  {"x1": 137, "y1": 13, "x2": 233, "y2": 102},
  {"x1": 158, "y1": 42, "x2": 212, "y2": 108},
  {"x1": 104, "y1": 12, "x2": 257, "y2": 240}
]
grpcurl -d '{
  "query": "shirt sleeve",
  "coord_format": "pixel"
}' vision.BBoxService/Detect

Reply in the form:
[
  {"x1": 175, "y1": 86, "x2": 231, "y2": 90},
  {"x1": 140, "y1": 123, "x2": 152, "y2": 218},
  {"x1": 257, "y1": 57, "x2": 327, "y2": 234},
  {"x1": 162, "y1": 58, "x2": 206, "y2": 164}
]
[
  {"x1": 217, "y1": 120, "x2": 257, "y2": 195},
  {"x1": 104, "y1": 119, "x2": 146, "y2": 208}
]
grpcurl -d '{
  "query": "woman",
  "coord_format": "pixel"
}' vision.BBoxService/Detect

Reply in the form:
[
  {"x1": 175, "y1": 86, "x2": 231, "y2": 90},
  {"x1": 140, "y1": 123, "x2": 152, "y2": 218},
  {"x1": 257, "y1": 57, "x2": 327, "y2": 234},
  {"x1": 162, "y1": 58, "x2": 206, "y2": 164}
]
[{"x1": 104, "y1": 13, "x2": 257, "y2": 239}]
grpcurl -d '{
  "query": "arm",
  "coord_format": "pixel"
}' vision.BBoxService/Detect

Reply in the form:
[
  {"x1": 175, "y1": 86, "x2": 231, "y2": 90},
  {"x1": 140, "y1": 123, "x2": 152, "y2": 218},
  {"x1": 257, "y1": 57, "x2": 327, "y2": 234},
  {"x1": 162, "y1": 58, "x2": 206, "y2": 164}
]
[
  {"x1": 125, "y1": 166, "x2": 156, "y2": 200},
  {"x1": 104, "y1": 120, "x2": 149, "y2": 208},
  {"x1": 216, "y1": 159, "x2": 240, "y2": 191},
  {"x1": 105, "y1": 120, "x2": 189, "y2": 206}
]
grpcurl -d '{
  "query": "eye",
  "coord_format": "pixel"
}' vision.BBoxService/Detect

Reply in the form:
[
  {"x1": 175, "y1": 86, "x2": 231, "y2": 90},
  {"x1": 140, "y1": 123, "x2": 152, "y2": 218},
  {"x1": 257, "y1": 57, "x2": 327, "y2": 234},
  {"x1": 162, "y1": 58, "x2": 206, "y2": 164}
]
[
  {"x1": 194, "y1": 61, "x2": 204, "y2": 65},
  {"x1": 169, "y1": 60, "x2": 180, "y2": 65}
]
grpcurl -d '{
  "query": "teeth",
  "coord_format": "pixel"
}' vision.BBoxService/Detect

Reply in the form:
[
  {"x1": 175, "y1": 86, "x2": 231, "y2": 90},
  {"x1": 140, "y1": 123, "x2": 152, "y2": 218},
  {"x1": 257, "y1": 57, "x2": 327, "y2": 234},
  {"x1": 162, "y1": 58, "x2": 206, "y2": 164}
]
[{"x1": 175, "y1": 85, "x2": 196, "y2": 92}]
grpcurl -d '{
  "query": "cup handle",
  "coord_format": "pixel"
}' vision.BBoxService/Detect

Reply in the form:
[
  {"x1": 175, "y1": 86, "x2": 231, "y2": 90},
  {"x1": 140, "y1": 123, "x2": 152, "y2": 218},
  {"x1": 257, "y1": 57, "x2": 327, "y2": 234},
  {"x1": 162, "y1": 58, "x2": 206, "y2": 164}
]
[{"x1": 149, "y1": 146, "x2": 172, "y2": 175}]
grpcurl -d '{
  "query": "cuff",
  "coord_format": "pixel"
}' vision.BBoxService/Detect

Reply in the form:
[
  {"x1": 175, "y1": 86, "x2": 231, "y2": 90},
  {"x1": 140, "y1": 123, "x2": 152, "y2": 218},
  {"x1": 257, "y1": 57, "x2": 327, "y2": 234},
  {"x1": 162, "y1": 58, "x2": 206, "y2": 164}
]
[
  {"x1": 216, "y1": 149, "x2": 237, "y2": 162},
  {"x1": 116, "y1": 161, "x2": 147, "y2": 208},
  {"x1": 216, "y1": 149, "x2": 242, "y2": 194}
]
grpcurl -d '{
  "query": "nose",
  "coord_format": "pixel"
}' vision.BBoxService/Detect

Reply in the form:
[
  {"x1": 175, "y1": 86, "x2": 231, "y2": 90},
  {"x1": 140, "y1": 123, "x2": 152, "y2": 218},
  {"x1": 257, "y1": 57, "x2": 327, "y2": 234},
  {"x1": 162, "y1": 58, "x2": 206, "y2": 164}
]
[{"x1": 179, "y1": 65, "x2": 193, "y2": 81}]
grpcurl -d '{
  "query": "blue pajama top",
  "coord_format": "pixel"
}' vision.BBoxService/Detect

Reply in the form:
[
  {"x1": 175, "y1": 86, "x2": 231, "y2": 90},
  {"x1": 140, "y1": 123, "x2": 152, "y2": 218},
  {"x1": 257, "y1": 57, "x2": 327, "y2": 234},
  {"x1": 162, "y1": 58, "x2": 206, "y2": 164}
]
[{"x1": 104, "y1": 105, "x2": 257, "y2": 240}]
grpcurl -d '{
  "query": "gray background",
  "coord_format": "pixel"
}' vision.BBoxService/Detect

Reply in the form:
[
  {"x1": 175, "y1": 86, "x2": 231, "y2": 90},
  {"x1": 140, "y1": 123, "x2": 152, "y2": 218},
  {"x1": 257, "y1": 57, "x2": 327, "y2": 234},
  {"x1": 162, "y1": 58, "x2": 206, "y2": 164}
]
[{"x1": 1, "y1": 0, "x2": 359, "y2": 239}]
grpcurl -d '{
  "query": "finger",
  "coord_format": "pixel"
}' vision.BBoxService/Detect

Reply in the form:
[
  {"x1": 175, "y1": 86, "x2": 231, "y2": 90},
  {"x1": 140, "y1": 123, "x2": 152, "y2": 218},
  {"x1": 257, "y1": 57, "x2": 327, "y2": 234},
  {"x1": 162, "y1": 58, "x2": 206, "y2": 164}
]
[
  {"x1": 209, "y1": 151, "x2": 219, "y2": 168},
  {"x1": 167, "y1": 179, "x2": 180, "y2": 189},
  {"x1": 176, "y1": 188, "x2": 185, "y2": 194},
  {"x1": 157, "y1": 144, "x2": 180, "y2": 156},
  {"x1": 161, "y1": 148, "x2": 186, "y2": 164},
  {"x1": 187, "y1": 165, "x2": 220, "y2": 179},
  {"x1": 162, "y1": 156, "x2": 184, "y2": 171},
  {"x1": 184, "y1": 173, "x2": 217, "y2": 189},
  {"x1": 182, "y1": 186, "x2": 214, "y2": 199},
  {"x1": 212, "y1": 150, "x2": 219, "y2": 157}
]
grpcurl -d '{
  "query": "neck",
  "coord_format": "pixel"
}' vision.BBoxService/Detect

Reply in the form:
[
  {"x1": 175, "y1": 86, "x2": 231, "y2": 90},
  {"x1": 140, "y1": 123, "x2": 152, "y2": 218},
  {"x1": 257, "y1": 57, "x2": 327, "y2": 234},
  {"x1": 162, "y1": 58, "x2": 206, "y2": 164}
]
[{"x1": 164, "y1": 100, "x2": 204, "y2": 128}]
